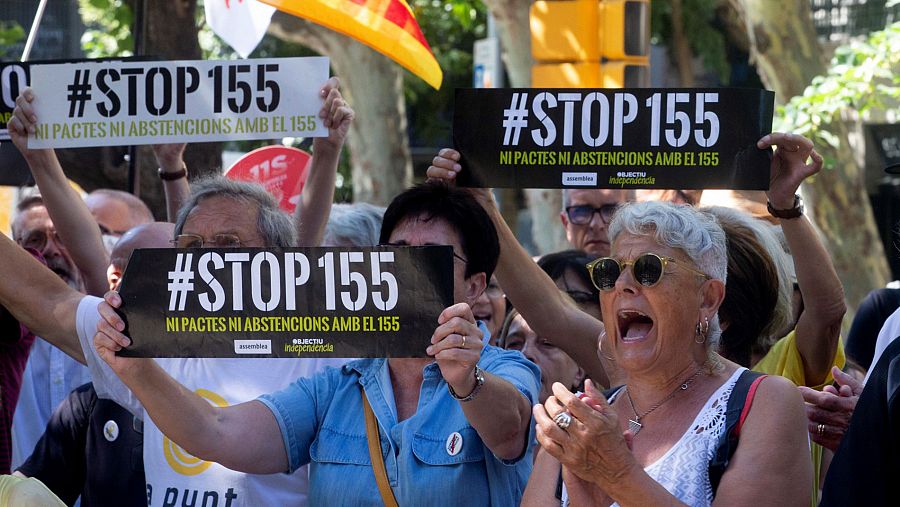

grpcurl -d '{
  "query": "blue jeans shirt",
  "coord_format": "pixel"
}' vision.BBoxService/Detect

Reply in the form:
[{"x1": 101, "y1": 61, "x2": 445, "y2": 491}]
[{"x1": 258, "y1": 342, "x2": 540, "y2": 506}]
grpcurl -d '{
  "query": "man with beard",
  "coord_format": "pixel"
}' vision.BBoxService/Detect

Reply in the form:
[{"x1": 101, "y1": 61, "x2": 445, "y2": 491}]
[
  {"x1": 6, "y1": 114, "x2": 154, "y2": 473},
  {"x1": 3, "y1": 76, "x2": 355, "y2": 505},
  {"x1": 3, "y1": 196, "x2": 88, "y2": 474},
  {"x1": 13, "y1": 223, "x2": 174, "y2": 506},
  {"x1": 8, "y1": 193, "x2": 155, "y2": 471}
]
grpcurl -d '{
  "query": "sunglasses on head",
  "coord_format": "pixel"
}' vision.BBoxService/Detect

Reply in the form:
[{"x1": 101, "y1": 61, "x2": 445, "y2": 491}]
[{"x1": 586, "y1": 252, "x2": 710, "y2": 291}]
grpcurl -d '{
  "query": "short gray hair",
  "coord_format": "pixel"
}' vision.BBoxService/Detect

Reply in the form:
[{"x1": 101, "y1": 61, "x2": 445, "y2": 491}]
[
  {"x1": 608, "y1": 201, "x2": 728, "y2": 355},
  {"x1": 174, "y1": 176, "x2": 295, "y2": 247},
  {"x1": 323, "y1": 203, "x2": 385, "y2": 247}
]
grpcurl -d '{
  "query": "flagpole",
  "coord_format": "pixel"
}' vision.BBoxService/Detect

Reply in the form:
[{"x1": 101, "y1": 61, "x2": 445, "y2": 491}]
[
  {"x1": 22, "y1": 0, "x2": 49, "y2": 62},
  {"x1": 15, "y1": 0, "x2": 49, "y2": 213}
]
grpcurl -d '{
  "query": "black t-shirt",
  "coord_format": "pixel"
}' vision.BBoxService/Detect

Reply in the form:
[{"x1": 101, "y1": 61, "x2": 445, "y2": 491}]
[
  {"x1": 845, "y1": 287, "x2": 900, "y2": 371},
  {"x1": 16, "y1": 382, "x2": 145, "y2": 506},
  {"x1": 820, "y1": 337, "x2": 900, "y2": 505}
]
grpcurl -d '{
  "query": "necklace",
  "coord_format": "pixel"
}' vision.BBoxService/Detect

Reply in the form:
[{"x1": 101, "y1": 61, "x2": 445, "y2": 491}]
[{"x1": 624, "y1": 367, "x2": 705, "y2": 436}]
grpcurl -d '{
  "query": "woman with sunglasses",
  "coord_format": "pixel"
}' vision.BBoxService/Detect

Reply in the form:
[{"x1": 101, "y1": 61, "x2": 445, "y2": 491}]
[{"x1": 530, "y1": 200, "x2": 811, "y2": 506}]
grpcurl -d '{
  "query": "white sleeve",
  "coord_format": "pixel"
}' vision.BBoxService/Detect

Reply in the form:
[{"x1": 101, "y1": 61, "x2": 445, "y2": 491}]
[
  {"x1": 75, "y1": 295, "x2": 145, "y2": 418},
  {"x1": 866, "y1": 307, "x2": 900, "y2": 384}
]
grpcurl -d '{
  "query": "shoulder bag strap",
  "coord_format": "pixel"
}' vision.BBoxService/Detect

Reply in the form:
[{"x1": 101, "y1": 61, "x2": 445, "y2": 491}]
[
  {"x1": 733, "y1": 374, "x2": 767, "y2": 438},
  {"x1": 709, "y1": 370, "x2": 768, "y2": 496},
  {"x1": 362, "y1": 388, "x2": 400, "y2": 507}
]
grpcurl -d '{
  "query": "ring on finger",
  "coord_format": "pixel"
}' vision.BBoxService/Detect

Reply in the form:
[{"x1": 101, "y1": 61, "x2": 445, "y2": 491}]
[
  {"x1": 461, "y1": 335, "x2": 467, "y2": 348},
  {"x1": 817, "y1": 423, "x2": 826, "y2": 436},
  {"x1": 554, "y1": 411, "x2": 572, "y2": 430}
]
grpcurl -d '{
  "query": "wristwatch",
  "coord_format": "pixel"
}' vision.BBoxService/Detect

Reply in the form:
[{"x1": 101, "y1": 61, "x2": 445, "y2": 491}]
[
  {"x1": 448, "y1": 366, "x2": 485, "y2": 402},
  {"x1": 767, "y1": 194, "x2": 804, "y2": 219}
]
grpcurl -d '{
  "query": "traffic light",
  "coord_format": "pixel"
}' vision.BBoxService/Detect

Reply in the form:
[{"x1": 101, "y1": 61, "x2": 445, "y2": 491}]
[
  {"x1": 598, "y1": 0, "x2": 650, "y2": 60},
  {"x1": 532, "y1": 62, "x2": 602, "y2": 88},
  {"x1": 530, "y1": 0, "x2": 650, "y2": 88},
  {"x1": 598, "y1": 61, "x2": 650, "y2": 87},
  {"x1": 530, "y1": 1, "x2": 600, "y2": 62}
]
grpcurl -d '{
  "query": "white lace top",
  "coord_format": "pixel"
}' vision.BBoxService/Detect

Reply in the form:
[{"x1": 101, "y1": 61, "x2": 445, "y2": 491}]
[{"x1": 562, "y1": 367, "x2": 746, "y2": 507}]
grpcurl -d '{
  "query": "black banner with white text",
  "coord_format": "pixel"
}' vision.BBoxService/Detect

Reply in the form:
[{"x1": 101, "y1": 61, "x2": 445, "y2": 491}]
[
  {"x1": 452, "y1": 88, "x2": 775, "y2": 190},
  {"x1": 116, "y1": 246, "x2": 454, "y2": 358}
]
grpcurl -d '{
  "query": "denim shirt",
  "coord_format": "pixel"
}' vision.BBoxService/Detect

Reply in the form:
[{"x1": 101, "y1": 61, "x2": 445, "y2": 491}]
[{"x1": 258, "y1": 341, "x2": 540, "y2": 507}]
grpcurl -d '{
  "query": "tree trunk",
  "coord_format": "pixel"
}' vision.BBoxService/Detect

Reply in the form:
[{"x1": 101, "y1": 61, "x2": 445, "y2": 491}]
[
  {"x1": 670, "y1": 0, "x2": 696, "y2": 87},
  {"x1": 268, "y1": 13, "x2": 412, "y2": 206},
  {"x1": 731, "y1": 0, "x2": 890, "y2": 312},
  {"x1": 58, "y1": 0, "x2": 222, "y2": 220},
  {"x1": 483, "y1": 0, "x2": 533, "y2": 88},
  {"x1": 524, "y1": 188, "x2": 568, "y2": 254}
]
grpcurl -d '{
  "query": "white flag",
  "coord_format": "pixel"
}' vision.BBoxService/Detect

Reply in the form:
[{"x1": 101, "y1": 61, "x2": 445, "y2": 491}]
[{"x1": 205, "y1": 0, "x2": 276, "y2": 58}]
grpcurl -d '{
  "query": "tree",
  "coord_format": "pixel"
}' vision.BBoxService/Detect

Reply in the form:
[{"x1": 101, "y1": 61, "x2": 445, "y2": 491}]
[
  {"x1": 57, "y1": 0, "x2": 221, "y2": 219},
  {"x1": 729, "y1": 0, "x2": 894, "y2": 312},
  {"x1": 649, "y1": 0, "x2": 730, "y2": 86},
  {"x1": 268, "y1": 14, "x2": 411, "y2": 206}
]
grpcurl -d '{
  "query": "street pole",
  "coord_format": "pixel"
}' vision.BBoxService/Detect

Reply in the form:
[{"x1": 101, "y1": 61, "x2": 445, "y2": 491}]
[{"x1": 128, "y1": 0, "x2": 147, "y2": 196}]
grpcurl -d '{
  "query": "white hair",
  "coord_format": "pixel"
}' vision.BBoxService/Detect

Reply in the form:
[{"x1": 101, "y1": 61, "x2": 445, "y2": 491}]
[
  {"x1": 322, "y1": 203, "x2": 386, "y2": 248},
  {"x1": 174, "y1": 176, "x2": 296, "y2": 248},
  {"x1": 608, "y1": 201, "x2": 728, "y2": 355}
]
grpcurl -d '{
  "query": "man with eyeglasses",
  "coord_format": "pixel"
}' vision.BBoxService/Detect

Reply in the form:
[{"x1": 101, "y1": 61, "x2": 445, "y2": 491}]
[
  {"x1": 6, "y1": 113, "x2": 154, "y2": 476},
  {"x1": 0, "y1": 178, "x2": 345, "y2": 505},
  {"x1": 3, "y1": 77, "x2": 354, "y2": 505},
  {"x1": 560, "y1": 189, "x2": 635, "y2": 257},
  {"x1": 11, "y1": 196, "x2": 83, "y2": 291},
  {"x1": 13, "y1": 222, "x2": 175, "y2": 506},
  {"x1": 4, "y1": 195, "x2": 92, "y2": 475}
]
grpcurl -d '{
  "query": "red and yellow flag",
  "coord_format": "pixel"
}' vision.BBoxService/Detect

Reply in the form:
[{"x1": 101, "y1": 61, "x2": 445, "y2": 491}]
[{"x1": 259, "y1": 0, "x2": 442, "y2": 89}]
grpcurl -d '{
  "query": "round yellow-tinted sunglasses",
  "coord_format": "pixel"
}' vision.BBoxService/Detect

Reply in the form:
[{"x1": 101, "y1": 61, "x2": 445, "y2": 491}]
[{"x1": 586, "y1": 252, "x2": 710, "y2": 291}]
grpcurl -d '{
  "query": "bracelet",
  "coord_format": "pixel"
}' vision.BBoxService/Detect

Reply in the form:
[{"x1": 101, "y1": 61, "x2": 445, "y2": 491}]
[
  {"x1": 158, "y1": 165, "x2": 187, "y2": 181},
  {"x1": 767, "y1": 194, "x2": 804, "y2": 219},
  {"x1": 448, "y1": 366, "x2": 485, "y2": 402}
]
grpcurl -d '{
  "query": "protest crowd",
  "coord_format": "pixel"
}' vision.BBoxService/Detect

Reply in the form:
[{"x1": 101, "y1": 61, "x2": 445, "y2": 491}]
[{"x1": 0, "y1": 53, "x2": 897, "y2": 507}]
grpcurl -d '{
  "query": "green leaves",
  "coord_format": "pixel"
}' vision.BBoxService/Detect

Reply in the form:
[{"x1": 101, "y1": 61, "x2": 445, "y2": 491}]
[
  {"x1": 775, "y1": 22, "x2": 900, "y2": 157},
  {"x1": 78, "y1": 0, "x2": 133, "y2": 57},
  {"x1": 403, "y1": 0, "x2": 487, "y2": 144},
  {"x1": 650, "y1": 0, "x2": 729, "y2": 83},
  {"x1": 0, "y1": 21, "x2": 25, "y2": 59}
]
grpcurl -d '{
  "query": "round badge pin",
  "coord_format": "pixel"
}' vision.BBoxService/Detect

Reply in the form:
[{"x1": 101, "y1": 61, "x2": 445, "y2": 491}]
[
  {"x1": 445, "y1": 432, "x2": 463, "y2": 456},
  {"x1": 103, "y1": 420, "x2": 119, "y2": 442}
]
